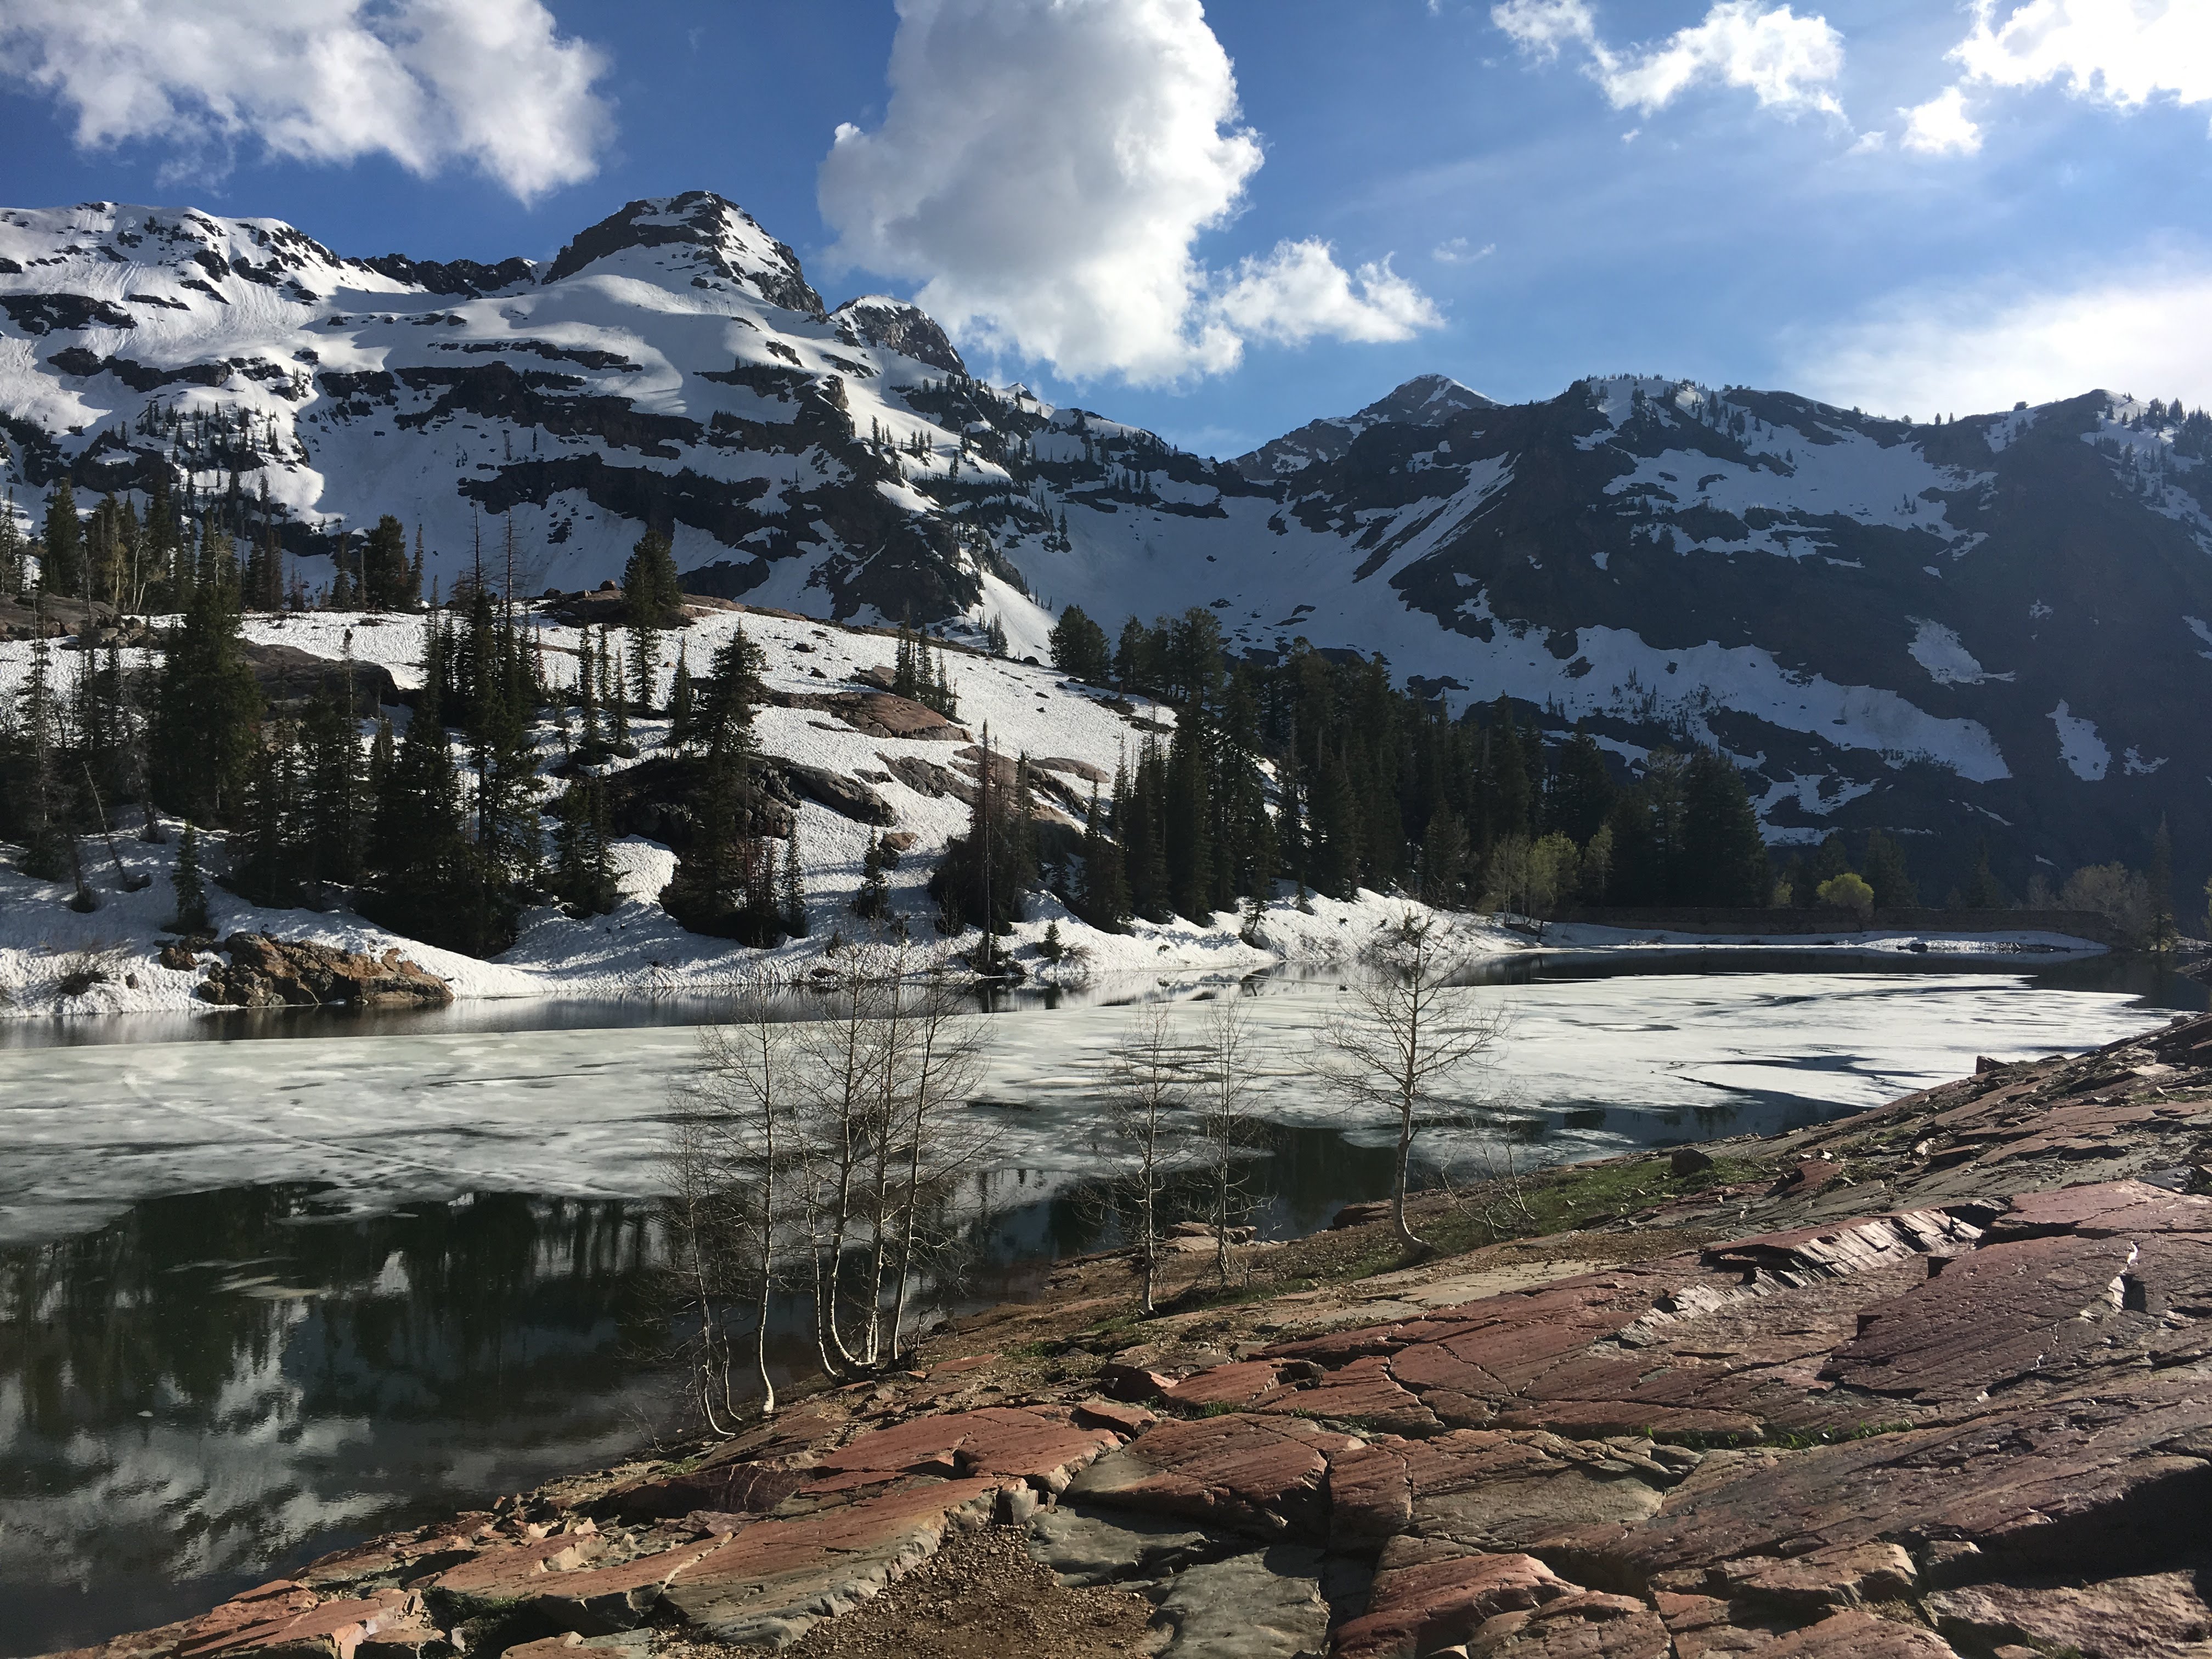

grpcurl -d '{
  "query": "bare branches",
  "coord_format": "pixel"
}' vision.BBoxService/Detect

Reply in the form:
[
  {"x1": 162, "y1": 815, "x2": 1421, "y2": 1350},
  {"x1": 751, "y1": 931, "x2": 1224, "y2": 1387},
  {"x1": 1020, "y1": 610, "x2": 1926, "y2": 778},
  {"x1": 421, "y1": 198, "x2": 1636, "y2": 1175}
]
[
  {"x1": 662, "y1": 946, "x2": 999, "y2": 1429},
  {"x1": 1316, "y1": 911, "x2": 1506, "y2": 1253},
  {"x1": 1103, "y1": 1003, "x2": 1197, "y2": 1316},
  {"x1": 1197, "y1": 994, "x2": 1262, "y2": 1287}
]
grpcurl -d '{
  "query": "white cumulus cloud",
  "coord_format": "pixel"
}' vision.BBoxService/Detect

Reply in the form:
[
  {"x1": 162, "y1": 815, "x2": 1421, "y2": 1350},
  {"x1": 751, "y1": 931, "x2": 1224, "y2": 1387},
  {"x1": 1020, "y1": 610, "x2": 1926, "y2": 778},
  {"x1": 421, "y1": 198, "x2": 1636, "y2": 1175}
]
[
  {"x1": 1791, "y1": 258, "x2": 2212, "y2": 417},
  {"x1": 0, "y1": 0, "x2": 612, "y2": 203},
  {"x1": 816, "y1": 0, "x2": 1440, "y2": 386},
  {"x1": 1493, "y1": 0, "x2": 1846, "y2": 117},
  {"x1": 1888, "y1": 1, "x2": 2212, "y2": 157},
  {"x1": 1901, "y1": 84, "x2": 1983, "y2": 153},
  {"x1": 1953, "y1": 0, "x2": 2212, "y2": 109}
]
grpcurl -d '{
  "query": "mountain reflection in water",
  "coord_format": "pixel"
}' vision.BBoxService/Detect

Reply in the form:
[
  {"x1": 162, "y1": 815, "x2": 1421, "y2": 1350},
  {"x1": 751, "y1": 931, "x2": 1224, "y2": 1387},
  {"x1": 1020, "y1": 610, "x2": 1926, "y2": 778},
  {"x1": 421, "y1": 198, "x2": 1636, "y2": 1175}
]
[
  {"x1": 0, "y1": 1126, "x2": 1401, "y2": 1657},
  {"x1": 1, "y1": 1189, "x2": 663, "y2": 1655}
]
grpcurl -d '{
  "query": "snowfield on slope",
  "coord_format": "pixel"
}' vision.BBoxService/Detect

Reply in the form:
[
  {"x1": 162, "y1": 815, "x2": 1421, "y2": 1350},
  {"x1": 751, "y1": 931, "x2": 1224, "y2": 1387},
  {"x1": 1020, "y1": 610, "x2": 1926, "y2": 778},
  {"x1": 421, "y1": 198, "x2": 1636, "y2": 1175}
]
[{"x1": 0, "y1": 601, "x2": 2103, "y2": 1022}]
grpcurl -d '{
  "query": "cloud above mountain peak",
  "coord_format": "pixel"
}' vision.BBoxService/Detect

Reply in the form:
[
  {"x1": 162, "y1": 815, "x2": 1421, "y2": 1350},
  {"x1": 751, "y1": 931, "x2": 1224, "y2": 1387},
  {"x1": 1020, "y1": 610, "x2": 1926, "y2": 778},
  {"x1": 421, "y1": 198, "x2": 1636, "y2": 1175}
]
[
  {"x1": 816, "y1": 0, "x2": 1440, "y2": 387},
  {"x1": 0, "y1": 0, "x2": 613, "y2": 203}
]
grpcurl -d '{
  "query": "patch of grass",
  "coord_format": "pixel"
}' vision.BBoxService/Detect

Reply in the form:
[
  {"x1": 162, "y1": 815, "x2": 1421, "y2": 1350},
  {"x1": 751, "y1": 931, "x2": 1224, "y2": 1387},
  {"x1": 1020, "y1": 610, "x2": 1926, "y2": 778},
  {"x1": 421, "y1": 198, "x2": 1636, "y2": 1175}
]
[
  {"x1": 1491, "y1": 1154, "x2": 1771, "y2": 1239},
  {"x1": 1163, "y1": 1276, "x2": 1319, "y2": 1315}
]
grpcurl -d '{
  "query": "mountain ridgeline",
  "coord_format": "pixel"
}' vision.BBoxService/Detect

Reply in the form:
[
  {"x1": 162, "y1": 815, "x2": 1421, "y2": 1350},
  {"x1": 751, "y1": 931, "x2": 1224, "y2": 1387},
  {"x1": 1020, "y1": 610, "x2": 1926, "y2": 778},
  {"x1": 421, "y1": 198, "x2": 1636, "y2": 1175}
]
[{"x1": 2, "y1": 191, "x2": 2209, "y2": 904}]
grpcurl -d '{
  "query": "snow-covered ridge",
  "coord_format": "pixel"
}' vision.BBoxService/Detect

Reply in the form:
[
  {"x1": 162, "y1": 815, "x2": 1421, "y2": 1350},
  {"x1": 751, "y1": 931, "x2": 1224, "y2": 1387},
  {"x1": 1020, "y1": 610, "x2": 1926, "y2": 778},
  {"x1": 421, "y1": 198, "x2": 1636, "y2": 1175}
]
[{"x1": 3, "y1": 190, "x2": 2212, "y2": 890}]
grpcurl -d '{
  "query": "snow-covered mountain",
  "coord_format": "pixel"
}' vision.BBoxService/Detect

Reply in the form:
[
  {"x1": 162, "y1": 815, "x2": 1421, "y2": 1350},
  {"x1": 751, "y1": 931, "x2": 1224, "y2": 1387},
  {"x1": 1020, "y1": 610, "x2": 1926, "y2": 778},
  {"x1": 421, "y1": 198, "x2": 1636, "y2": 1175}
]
[{"x1": 4, "y1": 191, "x2": 2209, "y2": 894}]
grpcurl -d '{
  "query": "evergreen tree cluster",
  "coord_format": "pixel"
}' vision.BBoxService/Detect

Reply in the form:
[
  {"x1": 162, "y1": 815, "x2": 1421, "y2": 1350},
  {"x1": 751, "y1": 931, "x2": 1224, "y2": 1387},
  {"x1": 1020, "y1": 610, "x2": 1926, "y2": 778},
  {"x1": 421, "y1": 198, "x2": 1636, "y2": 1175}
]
[
  {"x1": 891, "y1": 619, "x2": 960, "y2": 719},
  {"x1": 927, "y1": 731, "x2": 1039, "y2": 960},
  {"x1": 1050, "y1": 606, "x2": 1786, "y2": 932},
  {"x1": 1046, "y1": 604, "x2": 1112, "y2": 685},
  {"x1": 657, "y1": 623, "x2": 807, "y2": 947},
  {"x1": 27, "y1": 473, "x2": 422, "y2": 613}
]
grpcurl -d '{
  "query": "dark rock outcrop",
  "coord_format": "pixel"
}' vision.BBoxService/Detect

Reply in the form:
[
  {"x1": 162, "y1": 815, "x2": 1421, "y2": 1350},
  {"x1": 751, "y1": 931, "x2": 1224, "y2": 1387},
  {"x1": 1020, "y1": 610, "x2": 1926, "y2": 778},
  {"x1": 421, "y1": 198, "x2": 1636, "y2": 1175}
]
[
  {"x1": 239, "y1": 641, "x2": 401, "y2": 715},
  {"x1": 196, "y1": 933, "x2": 452, "y2": 1008},
  {"x1": 779, "y1": 761, "x2": 894, "y2": 826}
]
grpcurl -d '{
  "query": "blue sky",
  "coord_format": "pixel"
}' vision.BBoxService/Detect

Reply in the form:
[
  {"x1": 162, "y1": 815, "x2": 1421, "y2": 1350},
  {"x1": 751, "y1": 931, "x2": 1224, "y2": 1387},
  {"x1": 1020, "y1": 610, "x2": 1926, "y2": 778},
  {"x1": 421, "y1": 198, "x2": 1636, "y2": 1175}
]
[{"x1": 4, "y1": 0, "x2": 2210, "y2": 458}]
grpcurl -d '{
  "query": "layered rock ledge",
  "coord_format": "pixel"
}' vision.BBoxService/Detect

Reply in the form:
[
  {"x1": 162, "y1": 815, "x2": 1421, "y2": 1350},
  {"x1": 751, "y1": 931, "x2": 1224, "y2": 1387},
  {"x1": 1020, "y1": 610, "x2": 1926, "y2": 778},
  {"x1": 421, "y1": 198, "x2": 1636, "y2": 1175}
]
[{"x1": 48, "y1": 1013, "x2": 2212, "y2": 1659}]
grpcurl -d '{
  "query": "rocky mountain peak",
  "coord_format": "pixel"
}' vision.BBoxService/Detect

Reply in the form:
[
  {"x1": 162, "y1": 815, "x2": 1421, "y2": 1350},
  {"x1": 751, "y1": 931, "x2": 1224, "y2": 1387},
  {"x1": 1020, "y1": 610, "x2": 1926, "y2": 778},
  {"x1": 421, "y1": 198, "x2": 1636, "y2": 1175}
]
[
  {"x1": 1233, "y1": 373, "x2": 1501, "y2": 481},
  {"x1": 541, "y1": 191, "x2": 823, "y2": 317},
  {"x1": 1356, "y1": 373, "x2": 1498, "y2": 426},
  {"x1": 832, "y1": 295, "x2": 966, "y2": 377}
]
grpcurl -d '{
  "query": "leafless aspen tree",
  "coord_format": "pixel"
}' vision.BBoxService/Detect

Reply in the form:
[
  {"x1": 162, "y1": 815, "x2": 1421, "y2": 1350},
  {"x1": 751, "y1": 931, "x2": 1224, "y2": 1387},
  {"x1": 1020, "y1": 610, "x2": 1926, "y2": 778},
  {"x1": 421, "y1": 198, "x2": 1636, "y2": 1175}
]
[
  {"x1": 678, "y1": 944, "x2": 996, "y2": 1390},
  {"x1": 790, "y1": 957, "x2": 891, "y2": 1374},
  {"x1": 1316, "y1": 912, "x2": 1506, "y2": 1253},
  {"x1": 884, "y1": 956, "x2": 994, "y2": 1359},
  {"x1": 1104, "y1": 1003, "x2": 1196, "y2": 1316},
  {"x1": 667, "y1": 985, "x2": 797, "y2": 1427},
  {"x1": 1197, "y1": 995, "x2": 1262, "y2": 1286}
]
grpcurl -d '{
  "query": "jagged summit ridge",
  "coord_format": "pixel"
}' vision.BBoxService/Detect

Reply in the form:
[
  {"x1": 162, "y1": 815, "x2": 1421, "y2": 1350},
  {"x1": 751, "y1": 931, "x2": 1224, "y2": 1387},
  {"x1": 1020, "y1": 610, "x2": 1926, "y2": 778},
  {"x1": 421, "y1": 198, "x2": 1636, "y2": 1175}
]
[
  {"x1": 541, "y1": 191, "x2": 823, "y2": 315},
  {"x1": 832, "y1": 295, "x2": 966, "y2": 376},
  {"x1": 1233, "y1": 372, "x2": 1497, "y2": 480}
]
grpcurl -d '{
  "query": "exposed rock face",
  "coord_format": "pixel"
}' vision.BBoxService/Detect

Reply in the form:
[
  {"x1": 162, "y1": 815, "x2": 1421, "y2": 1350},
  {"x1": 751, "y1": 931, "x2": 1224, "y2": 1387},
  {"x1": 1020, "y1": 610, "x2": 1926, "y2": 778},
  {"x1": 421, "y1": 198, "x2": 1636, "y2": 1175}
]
[
  {"x1": 195, "y1": 933, "x2": 452, "y2": 1008},
  {"x1": 778, "y1": 760, "x2": 895, "y2": 826},
  {"x1": 239, "y1": 640, "x2": 401, "y2": 716},
  {"x1": 831, "y1": 295, "x2": 967, "y2": 377},
  {"x1": 52, "y1": 1014, "x2": 2212, "y2": 1659}
]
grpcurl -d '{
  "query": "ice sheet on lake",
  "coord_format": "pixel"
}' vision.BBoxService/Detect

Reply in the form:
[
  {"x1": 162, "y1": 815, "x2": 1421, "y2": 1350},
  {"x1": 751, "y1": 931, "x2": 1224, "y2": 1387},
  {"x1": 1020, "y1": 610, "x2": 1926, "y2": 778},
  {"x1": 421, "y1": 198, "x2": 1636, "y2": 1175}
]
[{"x1": 0, "y1": 973, "x2": 2170, "y2": 1244}]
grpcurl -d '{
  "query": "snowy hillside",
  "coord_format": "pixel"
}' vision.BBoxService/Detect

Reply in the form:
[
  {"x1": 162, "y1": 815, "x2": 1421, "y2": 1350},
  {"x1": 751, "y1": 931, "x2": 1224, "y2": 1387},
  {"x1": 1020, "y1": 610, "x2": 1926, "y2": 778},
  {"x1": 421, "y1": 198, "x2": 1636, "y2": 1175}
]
[
  {"x1": 3, "y1": 192, "x2": 2211, "y2": 891},
  {"x1": 0, "y1": 602, "x2": 1523, "y2": 1016}
]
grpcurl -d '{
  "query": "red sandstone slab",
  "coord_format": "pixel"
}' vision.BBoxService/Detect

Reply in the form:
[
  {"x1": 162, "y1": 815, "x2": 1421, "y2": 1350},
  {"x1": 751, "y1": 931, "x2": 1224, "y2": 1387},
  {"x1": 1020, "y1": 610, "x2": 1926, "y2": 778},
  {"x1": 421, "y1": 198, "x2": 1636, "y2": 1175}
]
[
  {"x1": 676, "y1": 1476, "x2": 1002, "y2": 1587},
  {"x1": 1926, "y1": 1570, "x2": 2212, "y2": 1655},
  {"x1": 663, "y1": 1476, "x2": 1004, "y2": 1645},
  {"x1": 1757, "y1": 1611, "x2": 1962, "y2": 1657},
  {"x1": 521, "y1": 1539, "x2": 723, "y2": 1630},
  {"x1": 1064, "y1": 1413, "x2": 1356, "y2": 1539},
  {"x1": 1989, "y1": 1180, "x2": 2212, "y2": 1239},
  {"x1": 176, "y1": 1592, "x2": 411, "y2": 1659},
  {"x1": 1544, "y1": 1380, "x2": 2212, "y2": 1589},
  {"x1": 1163, "y1": 1361, "x2": 1283, "y2": 1408},
  {"x1": 1072, "y1": 1399, "x2": 1156, "y2": 1435},
  {"x1": 1469, "y1": 1590, "x2": 1670, "y2": 1658},
  {"x1": 1252, "y1": 1355, "x2": 1443, "y2": 1437},
  {"x1": 428, "y1": 1531, "x2": 607, "y2": 1596},
  {"x1": 1329, "y1": 1538, "x2": 1568, "y2": 1659},
  {"x1": 606, "y1": 1460, "x2": 808, "y2": 1522},
  {"x1": 1821, "y1": 1232, "x2": 2146, "y2": 1403}
]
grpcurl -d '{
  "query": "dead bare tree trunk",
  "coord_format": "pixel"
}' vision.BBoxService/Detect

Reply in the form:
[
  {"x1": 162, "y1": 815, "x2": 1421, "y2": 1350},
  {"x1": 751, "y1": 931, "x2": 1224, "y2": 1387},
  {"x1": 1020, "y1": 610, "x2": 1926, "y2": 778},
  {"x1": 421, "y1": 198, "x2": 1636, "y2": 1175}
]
[
  {"x1": 1316, "y1": 912, "x2": 1506, "y2": 1254},
  {"x1": 1105, "y1": 1003, "x2": 1194, "y2": 1317},
  {"x1": 1199, "y1": 995, "x2": 1260, "y2": 1287},
  {"x1": 886, "y1": 952, "x2": 993, "y2": 1358}
]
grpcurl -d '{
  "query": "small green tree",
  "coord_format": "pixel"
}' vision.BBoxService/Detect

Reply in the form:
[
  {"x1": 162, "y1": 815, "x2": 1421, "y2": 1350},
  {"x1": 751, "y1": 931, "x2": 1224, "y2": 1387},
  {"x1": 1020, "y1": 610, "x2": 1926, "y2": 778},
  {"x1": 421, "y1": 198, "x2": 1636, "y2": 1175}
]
[
  {"x1": 667, "y1": 641, "x2": 696, "y2": 746},
  {"x1": 39, "y1": 476, "x2": 83, "y2": 597},
  {"x1": 622, "y1": 529, "x2": 683, "y2": 625},
  {"x1": 360, "y1": 515, "x2": 410, "y2": 610},
  {"x1": 1817, "y1": 871, "x2": 1875, "y2": 918},
  {"x1": 854, "y1": 832, "x2": 893, "y2": 922},
  {"x1": 1047, "y1": 605, "x2": 1113, "y2": 685},
  {"x1": 1960, "y1": 838, "x2": 2007, "y2": 909},
  {"x1": 551, "y1": 775, "x2": 619, "y2": 916},
  {"x1": 167, "y1": 823, "x2": 211, "y2": 935},
  {"x1": 779, "y1": 830, "x2": 808, "y2": 938}
]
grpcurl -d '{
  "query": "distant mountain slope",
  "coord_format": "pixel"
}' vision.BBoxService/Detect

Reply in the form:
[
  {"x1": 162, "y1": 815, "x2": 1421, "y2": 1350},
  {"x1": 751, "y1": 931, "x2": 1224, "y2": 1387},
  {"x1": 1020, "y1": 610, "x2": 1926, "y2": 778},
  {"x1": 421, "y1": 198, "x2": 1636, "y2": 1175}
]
[{"x1": 2, "y1": 193, "x2": 2209, "y2": 894}]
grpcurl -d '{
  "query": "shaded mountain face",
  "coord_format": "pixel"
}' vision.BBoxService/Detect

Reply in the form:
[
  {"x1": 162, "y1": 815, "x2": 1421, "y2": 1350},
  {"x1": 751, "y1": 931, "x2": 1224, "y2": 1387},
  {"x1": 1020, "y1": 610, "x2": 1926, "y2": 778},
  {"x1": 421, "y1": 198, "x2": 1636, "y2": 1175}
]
[{"x1": 2, "y1": 195, "x2": 2208, "y2": 894}]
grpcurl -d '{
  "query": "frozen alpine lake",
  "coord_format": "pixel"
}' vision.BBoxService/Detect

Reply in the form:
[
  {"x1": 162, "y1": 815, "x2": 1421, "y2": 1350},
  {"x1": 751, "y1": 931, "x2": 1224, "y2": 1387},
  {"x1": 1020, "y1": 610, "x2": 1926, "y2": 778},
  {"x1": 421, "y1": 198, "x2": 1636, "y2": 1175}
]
[
  {"x1": 0, "y1": 962, "x2": 2181, "y2": 1246},
  {"x1": 0, "y1": 957, "x2": 2191, "y2": 1656}
]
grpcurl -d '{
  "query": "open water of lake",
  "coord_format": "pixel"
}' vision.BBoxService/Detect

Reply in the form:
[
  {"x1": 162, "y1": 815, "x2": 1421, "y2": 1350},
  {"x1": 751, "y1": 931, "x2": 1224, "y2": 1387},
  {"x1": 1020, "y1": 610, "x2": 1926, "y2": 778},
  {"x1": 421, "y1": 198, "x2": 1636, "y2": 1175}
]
[{"x1": 0, "y1": 953, "x2": 2198, "y2": 1655}]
